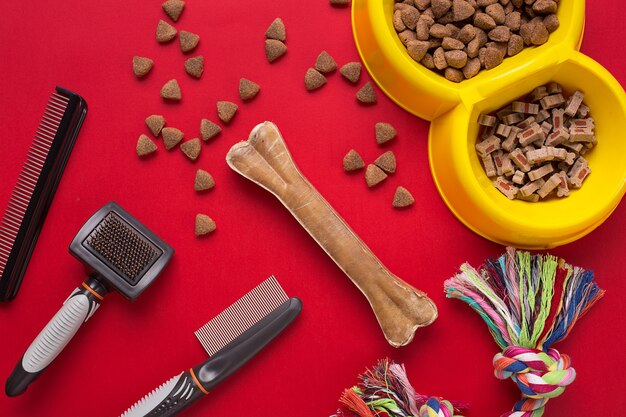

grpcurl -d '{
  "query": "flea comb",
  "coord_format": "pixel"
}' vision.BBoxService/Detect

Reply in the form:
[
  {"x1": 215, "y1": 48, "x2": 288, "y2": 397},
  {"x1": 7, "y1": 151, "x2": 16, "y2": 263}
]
[
  {"x1": 0, "y1": 87, "x2": 87, "y2": 301},
  {"x1": 5, "y1": 201, "x2": 173, "y2": 397},
  {"x1": 121, "y1": 276, "x2": 302, "y2": 417}
]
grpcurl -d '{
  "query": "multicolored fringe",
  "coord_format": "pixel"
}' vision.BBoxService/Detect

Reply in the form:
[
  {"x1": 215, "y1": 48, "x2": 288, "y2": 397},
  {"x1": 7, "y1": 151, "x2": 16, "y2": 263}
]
[
  {"x1": 332, "y1": 358, "x2": 466, "y2": 417},
  {"x1": 444, "y1": 247, "x2": 604, "y2": 417}
]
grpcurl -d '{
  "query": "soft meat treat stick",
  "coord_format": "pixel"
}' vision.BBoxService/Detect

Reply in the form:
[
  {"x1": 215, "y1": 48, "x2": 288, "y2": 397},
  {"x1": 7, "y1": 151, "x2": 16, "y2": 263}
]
[{"x1": 226, "y1": 122, "x2": 437, "y2": 347}]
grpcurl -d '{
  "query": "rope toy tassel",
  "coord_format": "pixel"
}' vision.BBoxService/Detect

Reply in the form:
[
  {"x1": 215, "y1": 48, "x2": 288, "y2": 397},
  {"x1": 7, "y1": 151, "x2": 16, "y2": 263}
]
[
  {"x1": 331, "y1": 359, "x2": 466, "y2": 417},
  {"x1": 339, "y1": 388, "x2": 375, "y2": 417},
  {"x1": 444, "y1": 247, "x2": 604, "y2": 417}
]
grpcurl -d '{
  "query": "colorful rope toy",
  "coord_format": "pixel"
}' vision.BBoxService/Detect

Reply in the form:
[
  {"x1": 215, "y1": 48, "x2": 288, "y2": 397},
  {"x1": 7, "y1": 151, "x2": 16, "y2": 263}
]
[
  {"x1": 332, "y1": 358, "x2": 466, "y2": 417},
  {"x1": 445, "y1": 247, "x2": 604, "y2": 417}
]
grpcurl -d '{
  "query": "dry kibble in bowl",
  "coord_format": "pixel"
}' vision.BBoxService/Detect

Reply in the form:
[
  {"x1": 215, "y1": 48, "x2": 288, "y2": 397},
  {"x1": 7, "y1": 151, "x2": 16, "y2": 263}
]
[
  {"x1": 393, "y1": 0, "x2": 560, "y2": 82},
  {"x1": 476, "y1": 83, "x2": 595, "y2": 201}
]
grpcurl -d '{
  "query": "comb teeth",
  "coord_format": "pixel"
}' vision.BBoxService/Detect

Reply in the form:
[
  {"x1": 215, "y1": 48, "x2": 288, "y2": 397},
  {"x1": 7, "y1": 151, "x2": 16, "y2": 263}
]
[
  {"x1": 0, "y1": 92, "x2": 70, "y2": 277},
  {"x1": 84, "y1": 212, "x2": 161, "y2": 284},
  {"x1": 194, "y1": 276, "x2": 288, "y2": 356}
]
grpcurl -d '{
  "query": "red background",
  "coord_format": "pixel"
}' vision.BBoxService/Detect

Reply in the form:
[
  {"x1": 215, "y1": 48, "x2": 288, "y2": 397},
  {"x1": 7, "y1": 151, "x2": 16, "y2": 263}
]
[{"x1": 1, "y1": 1, "x2": 625, "y2": 416}]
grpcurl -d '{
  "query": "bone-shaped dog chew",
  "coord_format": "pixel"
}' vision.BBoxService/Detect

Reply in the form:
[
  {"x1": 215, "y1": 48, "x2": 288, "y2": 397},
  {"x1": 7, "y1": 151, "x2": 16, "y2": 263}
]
[{"x1": 226, "y1": 122, "x2": 437, "y2": 347}]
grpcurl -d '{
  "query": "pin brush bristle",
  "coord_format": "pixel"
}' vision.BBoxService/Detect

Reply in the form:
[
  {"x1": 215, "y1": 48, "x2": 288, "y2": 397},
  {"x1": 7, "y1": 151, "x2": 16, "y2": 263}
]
[
  {"x1": 194, "y1": 276, "x2": 289, "y2": 356},
  {"x1": 84, "y1": 212, "x2": 161, "y2": 284}
]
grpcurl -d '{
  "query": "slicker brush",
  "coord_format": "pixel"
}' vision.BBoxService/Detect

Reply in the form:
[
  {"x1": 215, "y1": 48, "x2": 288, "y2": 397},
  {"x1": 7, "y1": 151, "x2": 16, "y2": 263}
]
[{"x1": 5, "y1": 201, "x2": 173, "y2": 397}]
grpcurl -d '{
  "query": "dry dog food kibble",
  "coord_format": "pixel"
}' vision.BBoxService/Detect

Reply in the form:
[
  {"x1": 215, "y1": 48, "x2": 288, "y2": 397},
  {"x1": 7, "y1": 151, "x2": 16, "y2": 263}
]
[
  {"x1": 376, "y1": 122, "x2": 397, "y2": 145},
  {"x1": 136, "y1": 134, "x2": 158, "y2": 157},
  {"x1": 195, "y1": 214, "x2": 216, "y2": 236},
  {"x1": 162, "y1": 127, "x2": 184, "y2": 150},
  {"x1": 217, "y1": 101, "x2": 238, "y2": 123},
  {"x1": 132, "y1": 56, "x2": 154, "y2": 78},
  {"x1": 145, "y1": 115, "x2": 166, "y2": 136},
  {"x1": 392, "y1": 186, "x2": 415, "y2": 208},
  {"x1": 184, "y1": 56, "x2": 204, "y2": 78},
  {"x1": 160, "y1": 79, "x2": 182, "y2": 100},
  {"x1": 156, "y1": 19, "x2": 177, "y2": 43},
  {"x1": 305, "y1": 68, "x2": 327, "y2": 91},
  {"x1": 200, "y1": 119, "x2": 221, "y2": 141},
  {"x1": 340, "y1": 62, "x2": 362, "y2": 83},
  {"x1": 343, "y1": 149, "x2": 365, "y2": 171},
  {"x1": 365, "y1": 164, "x2": 388, "y2": 187},
  {"x1": 265, "y1": 18, "x2": 286, "y2": 41},
  {"x1": 356, "y1": 82, "x2": 377, "y2": 104},
  {"x1": 195, "y1": 169, "x2": 215, "y2": 191},
  {"x1": 476, "y1": 83, "x2": 596, "y2": 201},
  {"x1": 179, "y1": 30, "x2": 200, "y2": 53},
  {"x1": 239, "y1": 78, "x2": 261, "y2": 101},
  {"x1": 393, "y1": 0, "x2": 560, "y2": 82},
  {"x1": 374, "y1": 151, "x2": 397, "y2": 174},
  {"x1": 315, "y1": 51, "x2": 337, "y2": 73},
  {"x1": 162, "y1": 0, "x2": 185, "y2": 22},
  {"x1": 265, "y1": 39, "x2": 287, "y2": 63},
  {"x1": 180, "y1": 138, "x2": 201, "y2": 160}
]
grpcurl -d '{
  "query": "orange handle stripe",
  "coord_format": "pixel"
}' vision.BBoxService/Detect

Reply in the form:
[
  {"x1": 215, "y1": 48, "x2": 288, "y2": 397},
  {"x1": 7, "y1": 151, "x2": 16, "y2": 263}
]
[
  {"x1": 189, "y1": 368, "x2": 209, "y2": 395},
  {"x1": 81, "y1": 281, "x2": 105, "y2": 300}
]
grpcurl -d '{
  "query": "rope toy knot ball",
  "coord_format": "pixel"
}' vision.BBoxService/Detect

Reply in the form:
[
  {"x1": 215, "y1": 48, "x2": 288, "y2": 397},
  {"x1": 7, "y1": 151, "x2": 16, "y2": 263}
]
[
  {"x1": 494, "y1": 347, "x2": 576, "y2": 415},
  {"x1": 418, "y1": 397, "x2": 462, "y2": 417}
]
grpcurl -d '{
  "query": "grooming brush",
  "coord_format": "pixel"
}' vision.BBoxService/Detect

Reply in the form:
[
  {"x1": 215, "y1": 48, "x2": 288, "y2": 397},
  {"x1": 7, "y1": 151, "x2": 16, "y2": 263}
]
[
  {"x1": 121, "y1": 276, "x2": 301, "y2": 417},
  {"x1": 5, "y1": 201, "x2": 173, "y2": 397},
  {"x1": 0, "y1": 87, "x2": 87, "y2": 301}
]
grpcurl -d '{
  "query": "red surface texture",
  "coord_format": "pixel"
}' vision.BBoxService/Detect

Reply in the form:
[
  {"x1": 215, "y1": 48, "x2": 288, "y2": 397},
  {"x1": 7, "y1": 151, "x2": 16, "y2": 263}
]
[{"x1": 1, "y1": 1, "x2": 625, "y2": 416}]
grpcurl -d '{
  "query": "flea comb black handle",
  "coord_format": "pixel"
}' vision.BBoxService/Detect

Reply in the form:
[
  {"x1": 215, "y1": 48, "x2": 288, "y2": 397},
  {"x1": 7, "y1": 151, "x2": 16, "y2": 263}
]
[
  {"x1": 120, "y1": 297, "x2": 302, "y2": 417},
  {"x1": 5, "y1": 276, "x2": 107, "y2": 397}
]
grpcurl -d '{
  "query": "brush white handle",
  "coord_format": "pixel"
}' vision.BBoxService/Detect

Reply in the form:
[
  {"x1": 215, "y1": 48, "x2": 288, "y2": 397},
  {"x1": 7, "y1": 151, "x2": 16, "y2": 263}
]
[{"x1": 5, "y1": 278, "x2": 105, "y2": 396}]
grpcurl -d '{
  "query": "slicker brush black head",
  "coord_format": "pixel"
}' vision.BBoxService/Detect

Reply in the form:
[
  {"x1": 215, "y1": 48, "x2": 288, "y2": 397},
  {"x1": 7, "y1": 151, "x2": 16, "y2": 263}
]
[{"x1": 70, "y1": 202, "x2": 173, "y2": 300}]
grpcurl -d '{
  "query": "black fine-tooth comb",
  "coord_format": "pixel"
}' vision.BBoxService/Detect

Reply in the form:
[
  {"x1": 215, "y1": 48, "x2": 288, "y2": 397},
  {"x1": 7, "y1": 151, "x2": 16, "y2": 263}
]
[
  {"x1": 5, "y1": 201, "x2": 174, "y2": 397},
  {"x1": 120, "y1": 277, "x2": 301, "y2": 417},
  {"x1": 0, "y1": 87, "x2": 87, "y2": 301}
]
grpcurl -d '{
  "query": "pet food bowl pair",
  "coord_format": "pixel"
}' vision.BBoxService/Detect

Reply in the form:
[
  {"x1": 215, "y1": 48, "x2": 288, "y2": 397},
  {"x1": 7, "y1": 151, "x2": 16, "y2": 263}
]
[{"x1": 352, "y1": 0, "x2": 626, "y2": 249}]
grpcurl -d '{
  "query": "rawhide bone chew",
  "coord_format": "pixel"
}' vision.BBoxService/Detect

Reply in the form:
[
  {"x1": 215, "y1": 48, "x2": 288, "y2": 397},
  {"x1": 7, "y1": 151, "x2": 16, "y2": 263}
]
[
  {"x1": 226, "y1": 122, "x2": 437, "y2": 347},
  {"x1": 445, "y1": 247, "x2": 604, "y2": 417}
]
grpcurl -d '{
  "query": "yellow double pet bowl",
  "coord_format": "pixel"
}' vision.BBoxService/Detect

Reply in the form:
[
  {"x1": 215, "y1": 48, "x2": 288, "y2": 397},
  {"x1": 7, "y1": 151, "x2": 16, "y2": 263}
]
[{"x1": 353, "y1": 0, "x2": 626, "y2": 248}]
